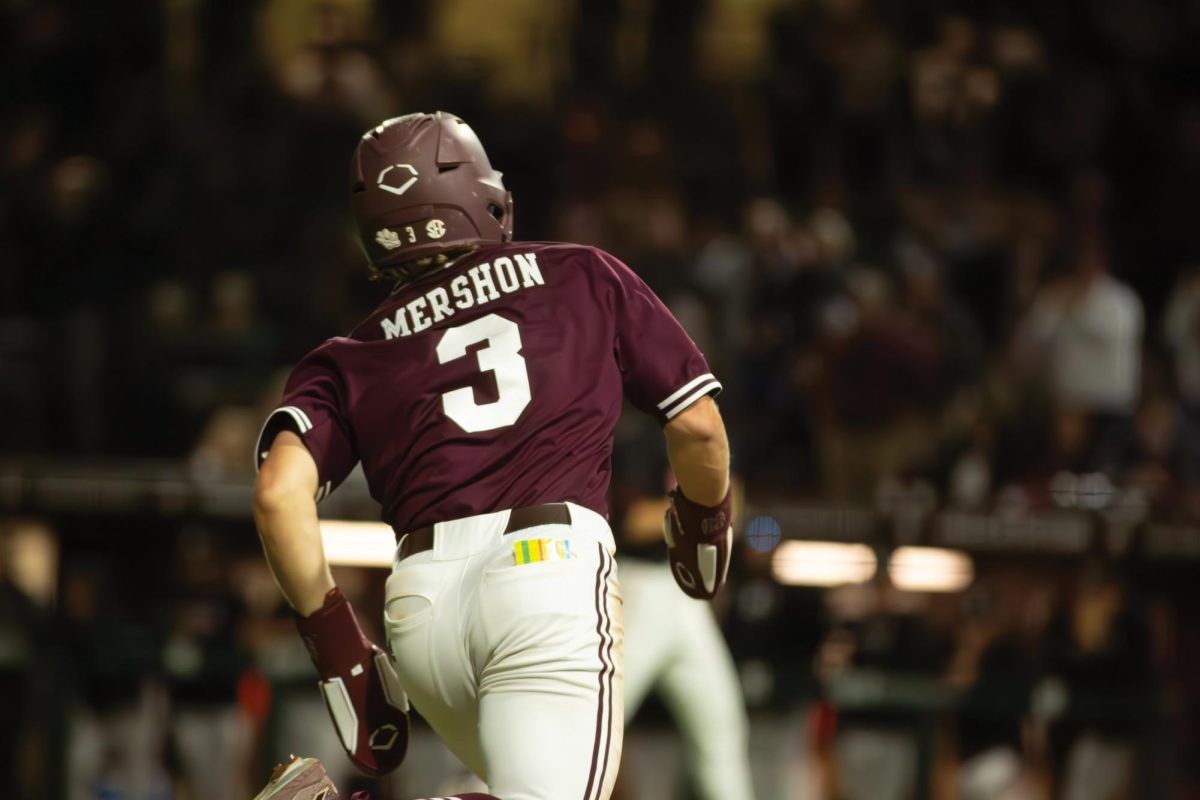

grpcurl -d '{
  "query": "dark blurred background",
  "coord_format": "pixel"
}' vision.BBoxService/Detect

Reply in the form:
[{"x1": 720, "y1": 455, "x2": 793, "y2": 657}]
[{"x1": 3, "y1": 0, "x2": 1200, "y2": 798}]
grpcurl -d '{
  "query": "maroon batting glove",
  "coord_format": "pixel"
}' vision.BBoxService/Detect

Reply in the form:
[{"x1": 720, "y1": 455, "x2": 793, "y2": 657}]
[
  {"x1": 664, "y1": 486, "x2": 734, "y2": 600},
  {"x1": 295, "y1": 587, "x2": 410, "y2": 775}
]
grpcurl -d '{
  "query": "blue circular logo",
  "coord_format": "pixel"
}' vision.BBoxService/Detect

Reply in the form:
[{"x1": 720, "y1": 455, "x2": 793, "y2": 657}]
[{"x1": 745, "y1": 515, "x2": 782, "y2": 552}]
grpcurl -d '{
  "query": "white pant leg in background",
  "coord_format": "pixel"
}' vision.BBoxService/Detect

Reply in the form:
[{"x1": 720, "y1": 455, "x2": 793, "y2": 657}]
[
  {"x1": 171, "y1": 705, "x2": 253, "y2": 800},
  {"x1": 835, "y1": 728, "x2": 917, "y2": 800},
  {"x1": 68, "y1": 681, "x2": 171, "y2": 800},
  {"x1": 271, "y1": 691, "x2": 360, "y2": 792},
  {"x1": 384, "y1": 503, "x2": 624, "y2": 800},
  {"x1": 620, "y1": 558, "x2": 756, "y2": 800},
  {"x1": 1062, "y1": 733, "x2": 1134, "y2": 800}
]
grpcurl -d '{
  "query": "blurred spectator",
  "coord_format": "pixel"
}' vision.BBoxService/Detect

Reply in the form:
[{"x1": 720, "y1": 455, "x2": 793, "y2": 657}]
[
  {"x1": 1164, "y1": 266, "x2": 1200, "y2": 414},
  {"x1": 233, "y1": 555, "x2": 362, "y2": 793},
  {"x1": 0, "y1": 521, "x2": 59, "y2": 798},
  {"x1": 897, "y1": 247, "x2": 985, "y2": 403},
  {"x1": 164, "y1": 528, "x2": 254, "y2": 800},
  {"x1": 817, "y1": 267, "x2": 941, "y2": 501},
  {"x1": 1043, "y1": 563, "x2": 1157, "y2": 800},
  {"x1": 1014, "y1": 246, "x2": 1143, "y2": 422},
  {"x1": 817, "y1": 578, "x2": 956, "y2": 800},
  {"x1": 64, "y1": 566, "x2": 171, "y2": 800},
  {"x1": 1093, "y1": 390, "x2": 1200, "y2": 519},
  {"x1": 946, "y1": 567, "x2": 1052, "y2": 800}
]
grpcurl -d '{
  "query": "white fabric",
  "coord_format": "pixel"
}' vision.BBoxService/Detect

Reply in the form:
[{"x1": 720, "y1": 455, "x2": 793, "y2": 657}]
[
  {"x1": 171, "y1": 705, "x2": 254, "y2": 800},
  {"x1": 957, "y1": 745, "x2": 1024, "y2": 800},
  {"x1": 1019, "y1": 275, "x2": 1143, "y2": 413},
  {"x1": 384, "y1": 502, "x2": 623, "y2": 800},
  {"x1": 834, "y1": 728, "x2": 918, "y2": 800},
  {"x1": 1062, "y1": 734, "x2": 1134, "y2": 800},
  {"x1": 319, "y1": 677, "x2": 358, "y2": 754},
  {"x1": 619, "y1": 558, "x2": 756, "y2": 800},
  {"x1": 68, "y1": 682, "x2": 173, "y2": 800}
]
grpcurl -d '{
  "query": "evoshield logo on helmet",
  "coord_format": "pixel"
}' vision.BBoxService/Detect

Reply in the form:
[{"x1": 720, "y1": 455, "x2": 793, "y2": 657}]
[
  {"x1": 377, "y1": 163, "x2": 419, "y2": 196},
  {"x1": 375, "y1": 229, "x2": 402, "y2": 250}
]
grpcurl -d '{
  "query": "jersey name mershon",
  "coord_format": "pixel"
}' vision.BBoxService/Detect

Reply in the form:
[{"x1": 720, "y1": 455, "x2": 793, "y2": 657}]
[{"x1": 380, "y1": 252, "x2": 545, "y2": 340}]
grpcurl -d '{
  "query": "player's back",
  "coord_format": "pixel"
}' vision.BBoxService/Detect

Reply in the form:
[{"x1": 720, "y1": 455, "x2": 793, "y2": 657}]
[{"x1": 257, "y1": 241, "x2": 719, "y2": 532}]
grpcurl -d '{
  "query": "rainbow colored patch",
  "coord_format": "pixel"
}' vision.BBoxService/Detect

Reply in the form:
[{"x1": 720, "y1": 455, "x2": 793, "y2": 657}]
[{"x1": 513, "y1": 538, "x2": 575, "y2": 566}]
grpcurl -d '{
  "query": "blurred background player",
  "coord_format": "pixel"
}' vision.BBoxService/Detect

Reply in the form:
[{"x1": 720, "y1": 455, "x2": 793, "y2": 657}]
[
  {"x1": 609, "y1": 415, "x2": 755, "y2": 800},
  {"x1": 616, "y1": 498, "x2": 755, "y2": 800}
]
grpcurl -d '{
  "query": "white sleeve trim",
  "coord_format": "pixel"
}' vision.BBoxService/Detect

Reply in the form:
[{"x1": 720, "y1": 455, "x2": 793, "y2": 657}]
[
  {"x1": 280, "y1": 405, "x2": 313, "y2": 432},
  {"x1": 657, "y1": 373, "x2": 716, "y2": 410},
  {"x1": 254, "y1": 406, "x2": 315, "y2": 473},
  {"x1": 662, "y1": 379, "x2": 722, "y2": 420}
]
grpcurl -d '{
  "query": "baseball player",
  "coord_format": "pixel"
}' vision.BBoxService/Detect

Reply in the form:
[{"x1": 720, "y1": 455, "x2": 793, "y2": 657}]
[
  {"x1": 250, "y1": 111, "x2": 733, "y2": 800},
  {"x1": 618, "y1": 496, "x2": 756, "y2": 800}
]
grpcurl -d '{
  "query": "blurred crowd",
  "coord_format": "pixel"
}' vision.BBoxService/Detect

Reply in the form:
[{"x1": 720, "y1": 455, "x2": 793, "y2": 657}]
[
  {"x1": 3, "y1": 0, "x2": 1200, "y2": 519},
  {"x1": 5, "y1": 0, "x2": 1200, "y2": 797}
]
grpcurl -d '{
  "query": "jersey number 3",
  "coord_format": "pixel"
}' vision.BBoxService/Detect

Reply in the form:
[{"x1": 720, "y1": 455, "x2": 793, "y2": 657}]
[{"x1": 435, "y1": 313, "x2": 531, "y2": 433}]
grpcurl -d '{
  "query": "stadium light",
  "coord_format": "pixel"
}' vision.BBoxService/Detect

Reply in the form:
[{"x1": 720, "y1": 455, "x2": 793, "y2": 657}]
[
  {"x1": 887, "y1": 546, "x2": 974, "y2": 592},
  {"x1": 770, "y1": 540, "x2": 877, "y2": 587},
  {"x1": 320, "y1": 520, "x2": 396, "y2": 568}
]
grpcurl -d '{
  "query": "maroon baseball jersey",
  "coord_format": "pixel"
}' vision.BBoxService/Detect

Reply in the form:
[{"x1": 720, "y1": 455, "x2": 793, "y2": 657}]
[{"x1": 255, "y1": 242, "x2": 721, "y2": 531}]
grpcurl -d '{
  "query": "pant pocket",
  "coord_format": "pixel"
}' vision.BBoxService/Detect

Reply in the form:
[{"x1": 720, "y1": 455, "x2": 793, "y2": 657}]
[{"x1": 383, "y1": 557, "x2": 440, "y2": 634}]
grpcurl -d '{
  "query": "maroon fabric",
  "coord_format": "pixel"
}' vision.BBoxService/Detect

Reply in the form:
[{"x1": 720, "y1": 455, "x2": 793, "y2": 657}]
[
  {"x1": 257, "y1": 242, "x2": 719, "y2": 531},
  {"x1": 294, "y1": 587, "x2": 373, "y2": 675},
  {"x1": 295, "y1": 588, "x2": 410, "y2": 775},
  {"x1": 665, "y1": 486, "x2": 734, "y2": 600}
]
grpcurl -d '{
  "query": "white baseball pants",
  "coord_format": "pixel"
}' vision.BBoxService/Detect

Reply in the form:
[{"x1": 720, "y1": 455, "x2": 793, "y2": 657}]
[
  {"x1": 620, "y1": 557, "x2": 755, "y2": 800},
  {"x1": 383, "y1": 502, "x2": 624, "y2": 800}
]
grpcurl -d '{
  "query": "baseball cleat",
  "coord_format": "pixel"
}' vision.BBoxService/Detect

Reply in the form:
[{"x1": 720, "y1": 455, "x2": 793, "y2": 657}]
[{"x1": 253, "y1": 756, "x2": 342, "y2": 800}]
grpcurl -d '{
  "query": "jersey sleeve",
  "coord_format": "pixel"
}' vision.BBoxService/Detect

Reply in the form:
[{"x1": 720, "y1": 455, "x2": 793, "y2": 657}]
[
  {"x1": 254, "y1": 345, "x2": 359, "y2": 503},
  {"x1": 600, "y1": 250, "x2": 722, "y2": 424}
]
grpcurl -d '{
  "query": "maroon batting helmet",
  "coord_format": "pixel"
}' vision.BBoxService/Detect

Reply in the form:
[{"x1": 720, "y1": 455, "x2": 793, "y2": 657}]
[{"x1": 349, "y1": 112, "x2": 513, "y2": 283}]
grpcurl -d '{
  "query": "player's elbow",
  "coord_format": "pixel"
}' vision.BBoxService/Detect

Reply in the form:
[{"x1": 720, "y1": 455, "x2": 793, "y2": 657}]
[
  {"x1": 253, "y1": 463, "x2": 310, "y2": 522},
  {"x1": 665, "y1": 396, "x2": 726, "y2": 445}
]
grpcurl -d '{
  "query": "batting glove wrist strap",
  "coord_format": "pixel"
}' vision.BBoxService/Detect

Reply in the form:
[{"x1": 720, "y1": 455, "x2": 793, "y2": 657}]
[
  {"x1": 295, "y1": 587, "x2": 410, "y2": 776},
  {"x1": 664, "y1": 486, "x2": 734, "y2": 600},
  {"x1": 296, "y1": 587, "x2": 372, "y2": 674}
]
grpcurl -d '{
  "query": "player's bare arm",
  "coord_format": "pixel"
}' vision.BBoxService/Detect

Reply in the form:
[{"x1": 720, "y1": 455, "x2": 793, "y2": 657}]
[
  {"x1": 664, "y1": 396, "x2": 730, "y2": 506},
  {"x1": 661, "y1": 396, "x2": 735, "y2": 601},
  {"x1": 253, "y1": 430, "x2": 334, "y2": 616},
  {"x1": 254, "y1": 430, "x2": 411, "y2": 776}
]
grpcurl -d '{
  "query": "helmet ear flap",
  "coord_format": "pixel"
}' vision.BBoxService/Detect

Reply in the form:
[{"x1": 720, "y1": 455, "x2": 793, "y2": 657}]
[{"x1": 501, "y1": 191, "x2": 514, "y2": 242}]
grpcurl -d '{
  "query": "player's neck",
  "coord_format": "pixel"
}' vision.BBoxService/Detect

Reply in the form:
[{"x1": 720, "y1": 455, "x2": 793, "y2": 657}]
[{"x1": 389, "y1": 248, "x2": 483, "y2": 295}]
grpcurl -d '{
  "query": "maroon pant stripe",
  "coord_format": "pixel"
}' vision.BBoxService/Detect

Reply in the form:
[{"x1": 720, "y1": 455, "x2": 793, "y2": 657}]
[
  {"x1": 583, "y1": 543, "x2": 615, "y2": 800},
  {"x1": 594, "y1": 546, "x2": 616, "y2": 799}
]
